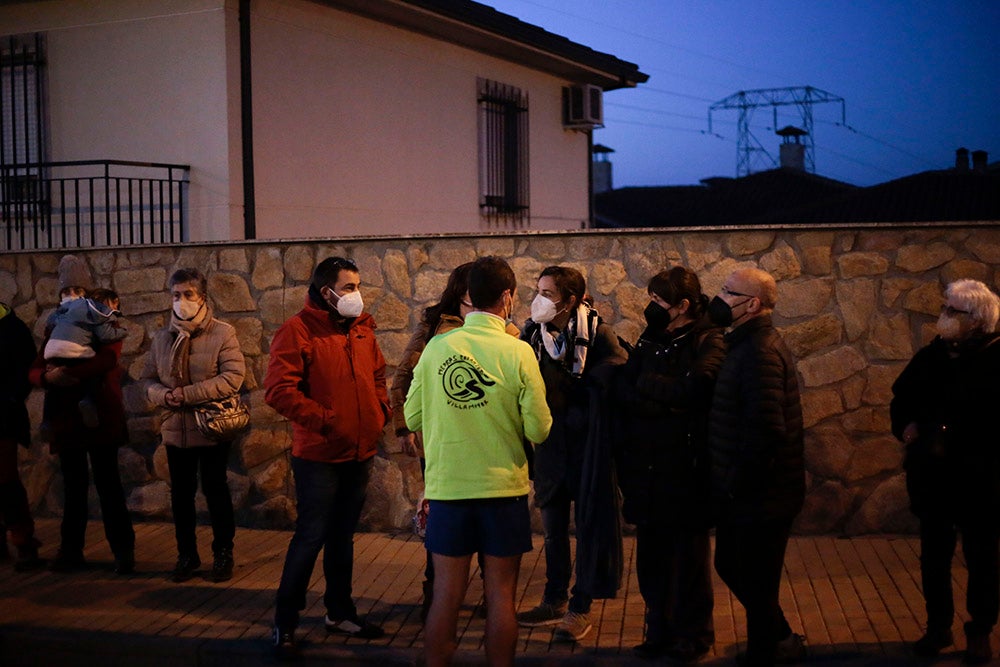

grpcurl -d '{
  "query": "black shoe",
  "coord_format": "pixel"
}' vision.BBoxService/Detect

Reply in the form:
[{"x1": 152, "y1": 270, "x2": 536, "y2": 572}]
[
  {"x1": 272, "y1": 626, "x2": 297, "y2": 660},
  {"x1": 633, "y1": 641, "x2": 665, "y2": 659},
  {"x1": 0, "y1": 530, "x2": 9, "y2": 560},
  {"x1": 914, "y1": 629, "x2": 954, "y2": 657},
  {"x1": 964, "y1": 633, "x2": 993, "y2": 665},
  {"x1": 171, "y1": 554, "x2": 201, "y2": 582},
  {"x1": 114, "y1": 551, "x2": 135, "y2": 575},
  {"x1": 14, "y1": 540, "x2": 46, "y2": 572},
  {"x1": 49, "y1": 549, "x2": 86, "y2": 572},
  {"x1": 211, "y1": 549, "x2": 234, "y2": 582},
  {"x1": 664, "y1": 638, "x2": 712, "y2": 663},
  {"x1": 324, "y1": 615, "x2": 385, "y2": 639}
]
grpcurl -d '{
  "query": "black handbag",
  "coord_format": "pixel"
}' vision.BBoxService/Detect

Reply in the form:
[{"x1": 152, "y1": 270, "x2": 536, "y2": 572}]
[{"x1": 193, "y1": 395, "x2": 250, "y2": 441}]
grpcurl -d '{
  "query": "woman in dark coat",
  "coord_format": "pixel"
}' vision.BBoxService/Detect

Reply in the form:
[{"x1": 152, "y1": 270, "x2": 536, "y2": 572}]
[
  {"x1": 0, "y1": 302, "x2": 45, "y2": 570},
  {"x1": 890, "y1": 278, "x2": 1000, "y2": 665},
  {"x1": 516, "y1": 265, "x2": 627, "y2": 643},
  {"x1": 614, "y1": 266, "x2": 726, "y2": 662},
  {"x1": 29, "y1": 258, "x2": 134, "y2": 574}
]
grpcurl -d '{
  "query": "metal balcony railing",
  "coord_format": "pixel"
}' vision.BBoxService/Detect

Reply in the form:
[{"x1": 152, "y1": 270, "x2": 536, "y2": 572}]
[{"x1": 0, "y1": 160, "x2": 190, "y2": 251}]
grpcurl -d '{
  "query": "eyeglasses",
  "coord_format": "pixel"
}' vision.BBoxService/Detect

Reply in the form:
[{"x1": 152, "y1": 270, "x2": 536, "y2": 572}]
[
  {"x1": 940, "y1": 305, "x2": 971, "y2": 316},
  {"x1": 722, "y1": 287, "x2": 755, "y2": 299}
]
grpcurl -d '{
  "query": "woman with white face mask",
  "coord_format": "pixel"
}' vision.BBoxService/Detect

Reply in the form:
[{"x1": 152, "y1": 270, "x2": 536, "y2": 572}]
[
  {"x1": 141, "y1": 268, "x2": 245, "y2": 584},
  {"x1": 890, "y1": 279, "x2": 1000, "y2": 665},
  {"x1": 516, "y1": 266, "x2": 627, "y2": 643}
]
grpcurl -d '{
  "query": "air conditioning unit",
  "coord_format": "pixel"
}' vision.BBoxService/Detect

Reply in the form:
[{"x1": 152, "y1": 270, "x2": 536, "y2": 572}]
[{"x1": 562, "y1": 84, "x2": 603, "y2": 129}]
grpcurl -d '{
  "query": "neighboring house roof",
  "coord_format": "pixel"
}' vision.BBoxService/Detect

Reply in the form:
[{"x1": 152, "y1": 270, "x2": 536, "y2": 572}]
[
  {"x1": 595, "y1": 167, "x2": 1000, "y2": 228},
  {"x1": 324, "y1": 0, "x2": 649, "y2": 90},
  {"x1": 595, "y1": 168, "x2": 856, "y2": 228}
]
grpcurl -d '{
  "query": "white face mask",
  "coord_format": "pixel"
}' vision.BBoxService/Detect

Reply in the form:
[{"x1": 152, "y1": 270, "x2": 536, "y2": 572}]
[
  {"x1": 530, "y1": 294, "x2": 560, "y2": 324},
  {"x1": 333, "y1": 289, "x2": 364, "y2": 318},
  {"x1": 60, "y1": 294, "x2": 83, "y2": 305},
  {"x1": 173, "y1": 299, "x2": 203, "y2": 321},
  {"x1": 936, "y1": 313, "x2": 963, "y2": 341}
]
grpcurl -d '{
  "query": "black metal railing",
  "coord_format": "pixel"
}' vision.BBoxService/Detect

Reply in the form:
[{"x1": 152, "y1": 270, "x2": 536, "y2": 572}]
[{"x1": 0, "y1": 159, "x2": 190, "y2": 250}]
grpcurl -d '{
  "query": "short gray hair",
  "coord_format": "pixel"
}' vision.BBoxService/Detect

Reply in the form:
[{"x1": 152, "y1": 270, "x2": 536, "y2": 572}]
[{"x1": 945, "y1": 279, "x2": 1000, "y2": 332}]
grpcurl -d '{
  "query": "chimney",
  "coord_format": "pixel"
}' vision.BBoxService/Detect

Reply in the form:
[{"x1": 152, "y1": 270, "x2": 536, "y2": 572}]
[
  {"x1": 776, "y1": 126, "x2": 807, "y2": 171},
  {"x1": 972, "y1": 150, "x2": 988, "y2": 173},
  {"x1": 955, "y1": 147, "x2": 970, "y2": 171},
  {"x1": 592, "y1": 144, "x2": 614, "y2": 194}
]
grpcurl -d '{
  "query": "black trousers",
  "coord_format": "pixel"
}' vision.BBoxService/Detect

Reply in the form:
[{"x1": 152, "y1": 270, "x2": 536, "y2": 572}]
[
  {"x1": 166, "y1": 443, "x2": 235, "y2": 558},
  {"x1": 635, "y1": 521, "x2": 715, "y2": 647},
  {"x1": 919, "y1": 513, "x2": 1000, "y2": 639},
  {"x1": 58, "y1": 442, "x2": 134, "y2": 558},
  {"x1": 714, "y1": 515, "x2": 793, "y2": 667}
]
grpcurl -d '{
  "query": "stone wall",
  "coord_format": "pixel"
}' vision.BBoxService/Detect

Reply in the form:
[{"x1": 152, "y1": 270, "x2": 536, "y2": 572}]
[{"x1": 4, "y1": 224, "x2": 999, "y2": 535}]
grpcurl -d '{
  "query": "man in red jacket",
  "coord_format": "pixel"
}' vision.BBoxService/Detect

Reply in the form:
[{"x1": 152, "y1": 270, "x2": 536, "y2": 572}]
[{"x1": 265, "y1": 256, "x2": 390, "y2": 658}]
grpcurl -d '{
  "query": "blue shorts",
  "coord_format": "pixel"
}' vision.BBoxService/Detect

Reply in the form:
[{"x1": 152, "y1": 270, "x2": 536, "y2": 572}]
[{"x1": 425, "y1": 495, "x2": 532, "y2": 558}]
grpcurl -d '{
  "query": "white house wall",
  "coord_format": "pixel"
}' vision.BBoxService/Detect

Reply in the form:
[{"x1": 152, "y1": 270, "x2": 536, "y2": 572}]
[
  {"x1": 0, "y1": 0, "x2": 242, "y2": 242},
  {"x1": 250, "y1": 0, "x2": 590, "y2": 238}
]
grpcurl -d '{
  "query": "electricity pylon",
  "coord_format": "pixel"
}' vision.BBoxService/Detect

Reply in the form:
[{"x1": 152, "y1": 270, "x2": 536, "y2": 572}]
[{"x1": 709, "y1": 86, "x2": 845, "y2": 177}]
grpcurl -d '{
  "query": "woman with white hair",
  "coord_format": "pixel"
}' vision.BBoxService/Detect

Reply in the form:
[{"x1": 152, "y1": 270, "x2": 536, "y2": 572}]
[{"x1": 890, "y1": 278, "x2": 1000, "y2": 665}]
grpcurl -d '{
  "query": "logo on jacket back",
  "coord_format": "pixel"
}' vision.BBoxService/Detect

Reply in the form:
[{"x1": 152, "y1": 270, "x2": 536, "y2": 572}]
[{"x1": 439, "y1": 354, "x2": 495, "y2": 409}]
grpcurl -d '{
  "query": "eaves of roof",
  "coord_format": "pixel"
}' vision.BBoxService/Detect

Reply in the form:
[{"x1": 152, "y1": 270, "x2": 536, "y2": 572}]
[{"x1": 319, "y1": 0, "x2": 649, "y2": 90}]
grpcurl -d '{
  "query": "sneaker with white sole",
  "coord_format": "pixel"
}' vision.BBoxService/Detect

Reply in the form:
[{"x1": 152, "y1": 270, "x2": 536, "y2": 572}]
[
  {"x1": 324, "y1": 615, "x2": 385, "y2": 639},
  {"x1": 516, "y1": 601, "x2": 568, "y2": 627},
  {"x1": 553, "y1": 611, "x2": 592, "y2": 642}
]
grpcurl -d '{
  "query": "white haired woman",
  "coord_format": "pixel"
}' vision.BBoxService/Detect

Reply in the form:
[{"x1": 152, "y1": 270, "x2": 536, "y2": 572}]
[{"x1": 890, "y1": 279, "x2": 1000, "y2": 665}]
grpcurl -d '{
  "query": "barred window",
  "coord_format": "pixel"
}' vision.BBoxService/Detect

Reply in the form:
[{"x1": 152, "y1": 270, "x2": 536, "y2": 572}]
[
  {"x1": 1, "y1": 33, "x2": 46, "y2": 208},
  {"x1": 477, "y1": 78, "x2": 529, "y2": 228}
]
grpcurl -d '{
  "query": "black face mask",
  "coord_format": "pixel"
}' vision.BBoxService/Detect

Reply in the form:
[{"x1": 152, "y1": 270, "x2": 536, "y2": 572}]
[
  {"x1": 708, "y1": 295, "x2": 752, "y2": 327},
  {"x1": 643, "y1": 301, "x2": 673, "y2": 330}
]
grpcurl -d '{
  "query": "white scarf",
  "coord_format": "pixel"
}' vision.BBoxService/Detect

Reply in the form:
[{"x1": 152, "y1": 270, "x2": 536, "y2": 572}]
[{"x1": 538, "y1": 303, "x2": 597, "y2": 377}]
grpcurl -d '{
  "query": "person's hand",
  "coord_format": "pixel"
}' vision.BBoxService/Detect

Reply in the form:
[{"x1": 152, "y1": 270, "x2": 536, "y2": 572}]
[
  {"x1": 45, "y1": 366, "x2": 79, "y2": 387},
  {"x1": 902, "y1": 422, "x2": 919, "y2": 445},
  {"x1": 399, "y1": 432, "x2": 420, "y2": 457},
  {"x1": 165, "y1": 388, "x2": 184, "y2": 408}
]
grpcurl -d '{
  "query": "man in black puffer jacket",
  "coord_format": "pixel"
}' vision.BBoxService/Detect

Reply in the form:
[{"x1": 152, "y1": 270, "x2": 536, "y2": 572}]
[{"x1": 706, "y1": 268, "x2": 805, "y2": 667}]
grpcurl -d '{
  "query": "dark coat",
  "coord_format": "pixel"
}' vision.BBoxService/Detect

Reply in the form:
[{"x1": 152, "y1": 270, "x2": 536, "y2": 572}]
[
  {"x1": 522, "y1": 315, "x2": 627, "y2": 506},
  {"x1": 889, "y1": 332, "x2": 1000, "y2": 522},
  {"x1": 614, "y1": 317, "x2": 726, "y2": 527},
  {"x1": 0, "y1": 307, "x2": 37, "y2": 447},
  {"x1": 523, "y1": 310, "x2": 627, "y2": 598},
  {"x1": 708, "y1": 315, "x2": 804, "y2": 525},
  {"x1": 29, "y1": 338, "x2": 127, "y2": 453}
]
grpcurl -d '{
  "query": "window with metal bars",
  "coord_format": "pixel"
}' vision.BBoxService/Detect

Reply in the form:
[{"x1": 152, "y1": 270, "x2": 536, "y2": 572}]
[
  {"x1": 477, "y1": 78, "x2": 529, "y2": 228},
  {"x1": 1, "y1": 34, "x2": 46, "y2": 211}
]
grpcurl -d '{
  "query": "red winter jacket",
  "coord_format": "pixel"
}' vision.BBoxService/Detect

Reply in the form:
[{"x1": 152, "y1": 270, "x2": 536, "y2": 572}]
[{"x1": 264, "y1": 297, "x2": 390, "y2": 463}]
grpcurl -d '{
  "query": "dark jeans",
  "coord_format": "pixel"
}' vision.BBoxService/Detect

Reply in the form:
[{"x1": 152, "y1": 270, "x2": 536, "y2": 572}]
[
  {"x1": 919, "y1": 514, "x2": 1000, "y2": 638},
  {"x1": 540, "y1": 485, "x2": 592, "y2": 614},
  {"x1": 58, "y1": 442, "x2": 134, "y2": 558},
  {"x1": 166, "y1": 443, "x2": 235, "y2": 558},
  {"x1": 714, "y1": 515, "x2": 793, "y2": 667},
  {"x1": 0, "y1": 437, "x2": 35, "y2": 548},
  {"x1": 635, "y1": 521, "x2": 714, "y2": 646},
  {"x1": 274, "y1": 456, "x2": 372, "y2": 629}
]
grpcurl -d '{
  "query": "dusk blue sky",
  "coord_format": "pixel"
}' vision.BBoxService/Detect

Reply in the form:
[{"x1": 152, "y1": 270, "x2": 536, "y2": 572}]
[{"x1": 485, "y1": 1, "x2": 1000, "y2": 188}]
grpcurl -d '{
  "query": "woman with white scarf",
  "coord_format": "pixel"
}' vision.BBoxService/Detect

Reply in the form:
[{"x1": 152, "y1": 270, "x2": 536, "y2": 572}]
[
  {"x1": 516, "y1": 266, "x2": 627, "y2": 643},
  {"x1": 141, "y1": 268, "x2": 245, "y2": 583}
]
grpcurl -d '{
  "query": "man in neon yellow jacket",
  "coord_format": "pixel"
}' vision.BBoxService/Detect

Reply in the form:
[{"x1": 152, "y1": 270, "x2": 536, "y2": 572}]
[{"x1": 405, "y1": 256, "x2": 552, "y2": 667}]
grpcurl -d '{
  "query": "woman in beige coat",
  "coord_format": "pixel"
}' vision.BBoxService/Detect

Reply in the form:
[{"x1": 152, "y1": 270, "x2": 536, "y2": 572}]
[{"x1": 142, "y1": 268, "x2": 245, "y2": 583}]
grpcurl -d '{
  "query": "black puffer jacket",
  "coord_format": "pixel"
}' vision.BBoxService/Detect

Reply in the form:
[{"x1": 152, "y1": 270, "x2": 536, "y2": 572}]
[
  {"x1": 614, "y1": 317, "x2": 726, "y2": 527},
  {"x1": 708, "y1": 315, "x2": 804, "y2": 524},
  {"x1": 0, "y1": 306, "x2": 37, "y2": 447},
  {"x1": 890, "y1": 332, "x2": 1000, "y2": 522}
]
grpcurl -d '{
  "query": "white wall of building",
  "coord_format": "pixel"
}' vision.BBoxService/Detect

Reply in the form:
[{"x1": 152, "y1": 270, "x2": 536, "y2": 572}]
[
  {"x1": 0, "y1": 0, "x2": 242, "y2": 241},
  {"x1": 250, "y1": 0, "x2": 590, "y2": 239}
]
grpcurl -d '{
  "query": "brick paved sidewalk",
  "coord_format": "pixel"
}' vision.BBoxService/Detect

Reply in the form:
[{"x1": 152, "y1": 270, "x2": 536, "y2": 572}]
[{"x1": 0, "y1": 518, "x2": 994, "y2": 665}]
